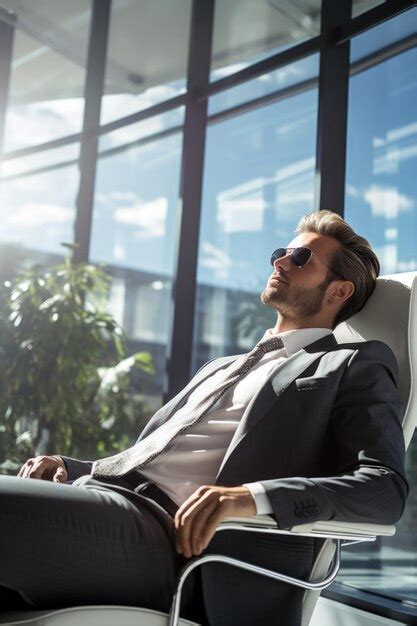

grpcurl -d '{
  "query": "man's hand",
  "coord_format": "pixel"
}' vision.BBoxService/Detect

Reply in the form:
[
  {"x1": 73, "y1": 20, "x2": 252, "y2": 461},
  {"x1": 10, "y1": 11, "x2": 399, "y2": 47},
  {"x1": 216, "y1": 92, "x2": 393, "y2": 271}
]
[
  {"x1": 174, "y1": 485, "x2": 256, "y2": 558},
  {"x1": 17, "y1": 455, "x2": 68, "y2": 483}
]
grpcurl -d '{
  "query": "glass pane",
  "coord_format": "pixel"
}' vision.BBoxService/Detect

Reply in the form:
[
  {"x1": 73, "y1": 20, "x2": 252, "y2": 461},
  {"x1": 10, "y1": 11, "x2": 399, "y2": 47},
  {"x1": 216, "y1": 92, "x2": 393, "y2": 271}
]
[
  {"x1": 1, "y1": 142, "x2": 79, "y2": 178},
  {"x1": 91, "y1": 122, "x2": 183, "y2": 414},
  {"x1": 352, "y1": 0, "x2": 386, "y2": 18},
  {"x1": 0, "y1": 149, "x2": 79, "y2": 282},
  {"x1": 100, "y1": 0, "x2": 191, "y2": 126},
  {"x1": 209, "y1": 54, "x2": 318, "y2": 117},
  {"x1": 98, "y1": 108, "x2": 185, "y2": 153},
  {"x1": 2, "y1": 0, "x2": 91, "y2": 152},
  {"x1": 211, "y1": 0, "x2": 321, "y2": 81},
  {"x1": 342, "y1": 18, "x2": 417, "y2": 603},
  {"x1": 345, "y1": 40, "x2": 417, "y2": 276},
  {"x1": 193, "y1": 86, "x2": 318, "y2": 372},
  {"x1": 351, "y1": 7, "x2": 417, "y2": 63}
]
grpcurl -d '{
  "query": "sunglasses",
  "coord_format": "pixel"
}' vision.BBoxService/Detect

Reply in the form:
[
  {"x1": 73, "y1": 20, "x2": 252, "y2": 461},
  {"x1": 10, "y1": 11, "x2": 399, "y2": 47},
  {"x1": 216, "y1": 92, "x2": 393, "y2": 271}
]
[{"x1": 270, "y1": 247, "x2": 344, "y2": 279}]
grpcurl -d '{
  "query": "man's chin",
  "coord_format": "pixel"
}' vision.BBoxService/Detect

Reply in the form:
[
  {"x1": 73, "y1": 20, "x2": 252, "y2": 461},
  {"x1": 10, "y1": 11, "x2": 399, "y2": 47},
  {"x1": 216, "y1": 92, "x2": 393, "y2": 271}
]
[{"x1": 260, "y1": 289, "x2": 287, "y2": 307}]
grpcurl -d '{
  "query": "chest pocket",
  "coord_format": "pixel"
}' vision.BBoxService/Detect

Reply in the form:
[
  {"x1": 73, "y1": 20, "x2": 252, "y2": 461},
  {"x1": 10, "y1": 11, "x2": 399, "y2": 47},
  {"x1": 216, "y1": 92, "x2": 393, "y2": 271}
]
[{"x1": 295, "y1": 376, "x2": 330, "y2": 391}]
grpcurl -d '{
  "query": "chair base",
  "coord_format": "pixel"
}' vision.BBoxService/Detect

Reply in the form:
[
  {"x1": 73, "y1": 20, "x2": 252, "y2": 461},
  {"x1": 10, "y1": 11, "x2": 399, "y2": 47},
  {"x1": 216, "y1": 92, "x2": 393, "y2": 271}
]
[{"x1": 0, "y1": 605, "x2": 200, "y2": 626}]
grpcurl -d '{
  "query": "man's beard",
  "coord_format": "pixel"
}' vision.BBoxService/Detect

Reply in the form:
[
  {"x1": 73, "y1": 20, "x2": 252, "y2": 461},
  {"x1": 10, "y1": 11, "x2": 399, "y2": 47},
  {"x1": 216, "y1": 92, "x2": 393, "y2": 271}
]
[{"x1": 260, "y1": 274, "x2": 332, "y2": 319}]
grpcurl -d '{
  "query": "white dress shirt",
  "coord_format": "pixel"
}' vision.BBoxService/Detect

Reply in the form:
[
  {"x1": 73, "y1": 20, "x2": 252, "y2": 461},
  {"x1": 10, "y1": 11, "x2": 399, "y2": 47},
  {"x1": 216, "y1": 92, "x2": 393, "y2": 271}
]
[{"x1": 139, "y1": 327, "x2": 332, "y2": 514}]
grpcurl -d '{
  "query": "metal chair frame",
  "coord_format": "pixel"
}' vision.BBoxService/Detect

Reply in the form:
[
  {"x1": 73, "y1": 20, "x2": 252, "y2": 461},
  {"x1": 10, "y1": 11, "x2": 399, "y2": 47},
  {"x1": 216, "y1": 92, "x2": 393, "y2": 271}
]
[{"x1": 168, "y1": 518, "x2": 388, "y2": 626}]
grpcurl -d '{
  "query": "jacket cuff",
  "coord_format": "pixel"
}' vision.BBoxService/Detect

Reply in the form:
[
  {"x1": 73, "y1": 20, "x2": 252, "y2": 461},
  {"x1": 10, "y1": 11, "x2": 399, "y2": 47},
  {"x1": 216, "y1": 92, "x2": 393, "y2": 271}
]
[
  {"x1": 59, "y1": 456, "x2": 93, "y2": 482},
  {"x1": 243, "y1": 482, "x2": 273, "y2": 515},
  {"x1": 259, "y1": 478, "x2": 333, "y2": 529}
]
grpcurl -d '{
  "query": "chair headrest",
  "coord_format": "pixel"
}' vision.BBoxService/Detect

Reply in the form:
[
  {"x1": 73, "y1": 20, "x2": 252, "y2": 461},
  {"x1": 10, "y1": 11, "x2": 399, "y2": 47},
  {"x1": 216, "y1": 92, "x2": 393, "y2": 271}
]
[{"x1": 334, "y1": 272, "x2": 417, "y2": 448}]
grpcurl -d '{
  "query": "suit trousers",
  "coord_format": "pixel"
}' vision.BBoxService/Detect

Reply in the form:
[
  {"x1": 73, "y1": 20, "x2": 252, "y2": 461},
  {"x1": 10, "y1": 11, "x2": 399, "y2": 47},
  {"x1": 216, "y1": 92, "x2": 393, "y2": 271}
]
[
  {"x1": 0, "y1": 474, "x2": 179, "y2": 615},
  {"x1": 0, "y1": 474, "x2": 316, "y2": 626}
]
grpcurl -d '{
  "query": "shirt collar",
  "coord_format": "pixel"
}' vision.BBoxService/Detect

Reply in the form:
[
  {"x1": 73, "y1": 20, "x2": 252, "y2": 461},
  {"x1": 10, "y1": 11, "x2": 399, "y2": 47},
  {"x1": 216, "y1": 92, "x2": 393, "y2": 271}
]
[{"x1": 259, "y1": 327, "x2": 333, "y2": 356}]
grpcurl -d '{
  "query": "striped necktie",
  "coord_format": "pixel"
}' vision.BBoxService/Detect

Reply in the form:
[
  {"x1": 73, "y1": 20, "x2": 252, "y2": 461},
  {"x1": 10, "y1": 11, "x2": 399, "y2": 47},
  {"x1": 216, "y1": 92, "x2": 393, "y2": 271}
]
[{"x1": 91, "y1": 334, "x2": 284, "y2": 478}]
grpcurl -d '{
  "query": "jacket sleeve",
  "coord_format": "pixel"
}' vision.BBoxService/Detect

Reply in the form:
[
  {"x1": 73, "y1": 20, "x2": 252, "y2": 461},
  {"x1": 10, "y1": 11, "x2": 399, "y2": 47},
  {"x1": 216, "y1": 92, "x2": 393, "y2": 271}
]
[
  {"x1": 259, "y1": 341, "x2": 409, "y2": 529},
  {"x1": 59, "y1": 456, "x2": 93, "y2": 481}
]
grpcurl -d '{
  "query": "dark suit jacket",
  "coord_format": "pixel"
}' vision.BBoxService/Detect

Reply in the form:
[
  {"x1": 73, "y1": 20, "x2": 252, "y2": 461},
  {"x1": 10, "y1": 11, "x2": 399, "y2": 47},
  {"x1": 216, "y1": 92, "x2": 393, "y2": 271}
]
[
  {"x1": 61, "y1": 333, "x2": 409, "y2": 624},
  {"x1": 63, "y1": 332, "x2": 408, "y2": 525}
]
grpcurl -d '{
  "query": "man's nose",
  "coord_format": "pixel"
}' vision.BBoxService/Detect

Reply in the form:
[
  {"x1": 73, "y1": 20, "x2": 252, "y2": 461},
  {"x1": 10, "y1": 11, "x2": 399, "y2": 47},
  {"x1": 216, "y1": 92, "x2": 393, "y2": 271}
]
[{"x1": 273, "y1": 253, "x2": 292, "y2": 271}]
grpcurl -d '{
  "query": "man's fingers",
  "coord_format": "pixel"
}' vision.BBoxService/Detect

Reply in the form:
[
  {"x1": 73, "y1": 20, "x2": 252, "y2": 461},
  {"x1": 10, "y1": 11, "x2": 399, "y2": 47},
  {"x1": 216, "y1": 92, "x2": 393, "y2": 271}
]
[
  {"x1": 27, "y1": 459, "x2": 47, "y2": 479},
  {"x1": 189, "y1": 499, "x2": 220, "y2": 555},
  {"x1": 196, "y1": 500, "x2": 230, "y2": 554},
  {"x1": 17, "y1": 456, "x2": 67, "y2": 481},
  {"x1": 176, "y1": 491, "x2": 217, "y2": 557},
  {"x1": 18, "y1": 459, "x2": 34, "y2": 478},
  {"x1": 174, "y1": 486, "x2": 210, "y2": 529},
  {"x1": 53, "y1": 467, "x2": 67, "y2": 483}
]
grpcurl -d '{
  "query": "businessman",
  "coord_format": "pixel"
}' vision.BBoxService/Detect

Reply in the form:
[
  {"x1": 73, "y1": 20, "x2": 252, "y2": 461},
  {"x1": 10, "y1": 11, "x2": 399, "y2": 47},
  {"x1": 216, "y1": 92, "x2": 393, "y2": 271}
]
[{"x1": 1, "y1": 209, "x2": 408, "y2": 626}]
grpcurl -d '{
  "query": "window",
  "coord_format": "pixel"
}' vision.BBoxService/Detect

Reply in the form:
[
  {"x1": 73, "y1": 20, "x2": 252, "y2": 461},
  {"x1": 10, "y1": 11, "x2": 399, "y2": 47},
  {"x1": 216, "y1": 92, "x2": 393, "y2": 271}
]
[
  {"x1": 100, "y1": 0, "x2": 191, "y2": 125},
  {"x1": 0, "y1": 147, "x2": 79, "y2": 283},
  {"x1": 2, "y1": 0, "x2": 91, "y2": 152},
  {"x1": 192, "y1": 83, "x2": 318, "y2": 373},
  {"x1": 342, "y1": 11, "x2": 417, "y2": 605},
  {"x1": 209, "y1": 54, "x2": 319, "y2": 116},
  {"x1": 211, "y1": 0, "x2": 321, "y2": 80},
  {"x1": 91, "y1": 116, "x2": 184, "y2": 405}
]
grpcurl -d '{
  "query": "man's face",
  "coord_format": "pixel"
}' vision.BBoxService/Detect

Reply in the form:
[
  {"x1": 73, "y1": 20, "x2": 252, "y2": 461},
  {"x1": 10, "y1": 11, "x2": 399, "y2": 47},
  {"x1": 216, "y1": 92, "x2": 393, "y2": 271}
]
[{"x1": 260, "y1": 232, "x2": 342, "y2": 320}]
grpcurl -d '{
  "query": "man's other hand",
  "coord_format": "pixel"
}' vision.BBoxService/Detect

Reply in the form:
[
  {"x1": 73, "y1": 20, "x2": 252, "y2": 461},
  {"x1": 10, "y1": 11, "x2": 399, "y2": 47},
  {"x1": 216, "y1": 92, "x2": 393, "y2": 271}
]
[
  {"x1": 17, "y1": 455, "x2": 68, "y2": 483},
  {"x1": 174, "y1": 485, "x2": 256, "y2": 558}
]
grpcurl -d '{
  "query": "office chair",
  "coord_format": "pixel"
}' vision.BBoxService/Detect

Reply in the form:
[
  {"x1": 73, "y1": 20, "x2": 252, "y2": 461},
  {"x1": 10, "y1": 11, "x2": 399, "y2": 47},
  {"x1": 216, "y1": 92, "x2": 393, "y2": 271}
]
[{"x1": 0, "y1": 271, "x2": 416, "y2": 626}]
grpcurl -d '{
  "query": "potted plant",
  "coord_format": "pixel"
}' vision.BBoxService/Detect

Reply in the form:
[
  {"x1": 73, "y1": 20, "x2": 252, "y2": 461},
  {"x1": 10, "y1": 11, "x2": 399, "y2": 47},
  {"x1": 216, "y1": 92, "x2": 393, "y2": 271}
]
[{"x1": 0, "y1": 244, "x2": 155, "y2": 474}]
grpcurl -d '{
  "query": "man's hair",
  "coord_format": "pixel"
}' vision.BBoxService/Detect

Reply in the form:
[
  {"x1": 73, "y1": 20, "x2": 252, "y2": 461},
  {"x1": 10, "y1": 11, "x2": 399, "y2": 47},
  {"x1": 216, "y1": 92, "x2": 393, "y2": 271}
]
[{"x1": 295, "y1": 209, "x2": 380, "y2": 328}]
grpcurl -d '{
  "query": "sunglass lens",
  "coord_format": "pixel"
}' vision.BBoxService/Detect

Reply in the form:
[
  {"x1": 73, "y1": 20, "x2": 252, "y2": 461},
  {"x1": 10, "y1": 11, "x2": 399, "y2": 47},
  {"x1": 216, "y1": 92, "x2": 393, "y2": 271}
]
[
  {"x1": 270, "y1": 248, "x2": 286, "y2": 266},
  {"x1": 292, "y1": 247, "x2": 311, "y2": 267}
]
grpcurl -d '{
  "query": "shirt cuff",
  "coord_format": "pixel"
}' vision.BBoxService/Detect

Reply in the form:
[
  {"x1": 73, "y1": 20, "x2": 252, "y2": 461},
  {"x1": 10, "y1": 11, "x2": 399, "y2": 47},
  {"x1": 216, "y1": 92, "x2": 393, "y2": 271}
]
[{"x1": 242, "y1": 482, "x2": 273, "y2": 515}]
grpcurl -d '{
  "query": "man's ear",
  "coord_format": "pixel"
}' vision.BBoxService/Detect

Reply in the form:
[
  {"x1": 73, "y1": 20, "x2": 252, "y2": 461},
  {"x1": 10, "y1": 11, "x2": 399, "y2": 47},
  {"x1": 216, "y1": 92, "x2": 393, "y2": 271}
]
[{"x1": 328, "y1": 280, "x2": 355, "y2": 305}]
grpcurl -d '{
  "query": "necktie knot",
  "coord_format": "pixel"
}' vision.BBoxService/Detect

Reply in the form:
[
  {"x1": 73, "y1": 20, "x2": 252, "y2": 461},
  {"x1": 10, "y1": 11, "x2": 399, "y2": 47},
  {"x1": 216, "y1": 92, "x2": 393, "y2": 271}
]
[{"x1": 256, "y1": 334, "x2": 284, "y2": 354}]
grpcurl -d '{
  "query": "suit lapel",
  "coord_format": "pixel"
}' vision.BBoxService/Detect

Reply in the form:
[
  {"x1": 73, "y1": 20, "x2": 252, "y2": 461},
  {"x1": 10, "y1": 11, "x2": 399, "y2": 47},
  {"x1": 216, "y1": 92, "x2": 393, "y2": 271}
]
[
  {"x1": 137, "y1": 354, "x2": 239, "y2": 442},
  {"x1": 216, "y1": 332, "x2": 338, "y2": 478}
]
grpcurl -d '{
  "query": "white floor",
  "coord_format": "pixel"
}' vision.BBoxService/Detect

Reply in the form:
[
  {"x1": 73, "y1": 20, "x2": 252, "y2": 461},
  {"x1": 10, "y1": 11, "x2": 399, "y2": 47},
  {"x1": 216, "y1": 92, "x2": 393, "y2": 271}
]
[{"x1": 310, "y1": 597, "x2": 408, "y2": 626}]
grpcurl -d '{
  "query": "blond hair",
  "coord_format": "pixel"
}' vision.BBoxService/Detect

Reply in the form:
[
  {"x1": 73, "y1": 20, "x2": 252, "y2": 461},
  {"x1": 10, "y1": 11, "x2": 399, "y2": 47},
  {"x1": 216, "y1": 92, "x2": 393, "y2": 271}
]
[{"x1": 296, "y1": 209, "x2": 380, "y2": 328}]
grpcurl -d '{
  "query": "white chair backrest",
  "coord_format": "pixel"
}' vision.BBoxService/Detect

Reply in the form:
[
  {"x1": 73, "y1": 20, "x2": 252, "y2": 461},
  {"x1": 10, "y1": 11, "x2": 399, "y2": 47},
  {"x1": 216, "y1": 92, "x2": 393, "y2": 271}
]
[{"x1": 333, "y1": 272, "x2": 417, "y2": 449}]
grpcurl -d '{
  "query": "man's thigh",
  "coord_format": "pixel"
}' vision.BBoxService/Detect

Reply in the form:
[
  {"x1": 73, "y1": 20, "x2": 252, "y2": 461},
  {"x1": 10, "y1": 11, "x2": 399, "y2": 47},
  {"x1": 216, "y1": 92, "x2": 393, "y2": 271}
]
[{"x1": 0, "y1": 475, "x2": 177, "y2": 612}]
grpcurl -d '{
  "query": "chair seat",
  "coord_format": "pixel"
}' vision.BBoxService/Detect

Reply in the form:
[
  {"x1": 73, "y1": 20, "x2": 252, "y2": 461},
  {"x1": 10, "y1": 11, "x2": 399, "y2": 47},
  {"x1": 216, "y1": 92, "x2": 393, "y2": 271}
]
[{"x1": 0, "y1": 605, "x2": 201, "y2": 626}]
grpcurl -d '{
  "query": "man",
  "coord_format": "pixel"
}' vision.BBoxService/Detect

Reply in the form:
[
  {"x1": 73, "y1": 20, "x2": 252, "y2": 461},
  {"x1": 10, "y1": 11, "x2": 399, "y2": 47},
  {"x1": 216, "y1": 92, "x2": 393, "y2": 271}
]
[{"x1": 1, "y1": 210, "x2": 408, "y2": 626}]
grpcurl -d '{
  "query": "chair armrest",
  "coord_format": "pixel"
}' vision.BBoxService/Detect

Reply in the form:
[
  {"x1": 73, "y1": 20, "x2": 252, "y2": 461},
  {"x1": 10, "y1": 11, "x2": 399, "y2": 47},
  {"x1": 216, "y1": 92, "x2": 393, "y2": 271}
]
[{"x1": 219, "y1": 515, "x2": 396, "y2": 541}]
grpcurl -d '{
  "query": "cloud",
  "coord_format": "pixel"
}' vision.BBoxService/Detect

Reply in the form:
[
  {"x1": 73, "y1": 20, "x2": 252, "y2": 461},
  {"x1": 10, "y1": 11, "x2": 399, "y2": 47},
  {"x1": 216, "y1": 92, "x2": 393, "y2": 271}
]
[
  {"x1": 346, "y1": 184, "x2": 360, "y2": 199},
  {"x1": 374, "y1": 144, "x2": 417, "y2": 174},
  {"x1": 4, "y1": 98, "x2": 84, "y2": 152},
  {"x1": 385, "y1": 227, "x2": 398, "y2": 241},
  {"x1": 397, "y1": 260, "x2": 417, "y2": 271},
  {"x1": 100, "y1": 84, "x2": 184, "y2": 128},
  {"x1": 364, "y1": 185, "x2": 414, "y2": 219},
  {"x1": 211, "y1": 62, "x2": 248, "y2": 80},
  {"x1": 200, "y1": 241, "x2": 233, "y2": 272},
  {"x1": 113, "y1": 243, "x2": 126, "y2": 261},
  {"x1": 1, "y1": 203, "x2": 73, "y2": 230},
  {"x1": 372, "y1": 122, "x2": 417, "y2": 174},
  {"x1": 374, "y1": 244, "x2": 397, "y2": 274},
  {"x1": 217, "y1": 197, "x2": 265, "y2": 233},
  {"x1": 114, "y1": 196, "x2": 168, "y2": 238},
  {"x1": 275, "y1": 157, "x2": 315, "y2": 183},
  {"x1": 277, "y1": 190, "x2": 314, "y2": 206}
]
